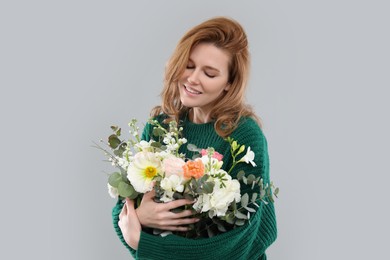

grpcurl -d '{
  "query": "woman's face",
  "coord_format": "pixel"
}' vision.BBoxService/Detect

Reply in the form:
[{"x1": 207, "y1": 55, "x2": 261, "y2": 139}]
[{"x1": 178, "y1": 43, "x2": 230, "y2": 113}]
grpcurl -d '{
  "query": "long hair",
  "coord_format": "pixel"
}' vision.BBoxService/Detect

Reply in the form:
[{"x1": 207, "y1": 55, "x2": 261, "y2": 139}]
[{"x1": 151, "y1": 16, "x2": 261, "y2": 137}]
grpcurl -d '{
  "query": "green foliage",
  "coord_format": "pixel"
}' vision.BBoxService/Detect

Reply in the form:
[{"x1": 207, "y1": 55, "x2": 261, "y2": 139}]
[
  {"x1": 108, "y1": 172, "x2": 122, "y2": 187},
  {"x1": 118, "y1": 182, "x2": 138, "y2": 199},
  {"x1": 108, "y1": 134, "x2": 121, "y2": 149}
]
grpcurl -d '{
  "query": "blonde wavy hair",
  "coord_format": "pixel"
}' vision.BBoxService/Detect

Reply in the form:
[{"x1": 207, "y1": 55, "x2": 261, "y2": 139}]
[{"x1": 151, "y1": 16, "x2": 261, "y2": 137}]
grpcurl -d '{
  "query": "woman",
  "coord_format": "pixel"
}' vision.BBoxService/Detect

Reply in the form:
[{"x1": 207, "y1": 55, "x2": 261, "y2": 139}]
[{"x1": 113, "y1": 17, "x2": 277, "y2": 259}]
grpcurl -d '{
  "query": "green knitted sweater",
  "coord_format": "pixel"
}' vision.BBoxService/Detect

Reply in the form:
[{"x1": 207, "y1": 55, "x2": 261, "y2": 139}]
[{"x1": 112, "y1": 115, "x2": 277, "y2": 259}]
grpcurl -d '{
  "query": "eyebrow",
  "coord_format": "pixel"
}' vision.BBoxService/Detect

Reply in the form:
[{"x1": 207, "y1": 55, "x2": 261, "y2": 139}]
[{"x1": 188, "y1": 59, "x2": 221, "y2": 73}]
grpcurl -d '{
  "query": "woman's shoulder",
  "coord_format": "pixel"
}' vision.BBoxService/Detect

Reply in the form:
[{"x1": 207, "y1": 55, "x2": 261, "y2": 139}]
[
  {"x1": 230, "y1": 116, "x2": 267, "y2": 151},
  {"x1": 232, "y1": 116, "x2": 264, "y2": 138}
]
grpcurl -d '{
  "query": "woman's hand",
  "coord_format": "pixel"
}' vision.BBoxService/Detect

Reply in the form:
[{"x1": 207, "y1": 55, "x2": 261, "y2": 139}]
[
  {"x1": 118, "y1": 198, "x2": 141, "y2": 250},
  {"x1": 136, "y1": 189, "x2": 199, "y2": 231}
]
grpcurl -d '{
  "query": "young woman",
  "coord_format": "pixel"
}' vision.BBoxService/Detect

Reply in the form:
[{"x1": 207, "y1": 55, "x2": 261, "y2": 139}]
[{"x1": 113, "y1": 17, "x2": 277, "y2": 259}]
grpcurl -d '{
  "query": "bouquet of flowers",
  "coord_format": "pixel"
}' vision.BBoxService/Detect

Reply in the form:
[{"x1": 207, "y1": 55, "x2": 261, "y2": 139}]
[{"x1": 94, "y1": 118, "x2": 278, "y2": 238}]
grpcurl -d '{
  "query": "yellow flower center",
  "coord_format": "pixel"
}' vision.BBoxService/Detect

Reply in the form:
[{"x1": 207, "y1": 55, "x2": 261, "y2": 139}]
[{"x1": 144, "y1": 166, "x2": 157, "y2": 178}]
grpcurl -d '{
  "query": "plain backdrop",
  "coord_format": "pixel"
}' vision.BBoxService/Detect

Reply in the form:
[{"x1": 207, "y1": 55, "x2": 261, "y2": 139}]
[{"x1": 1, "y1": 0, "x2": 389, "y2": 259}]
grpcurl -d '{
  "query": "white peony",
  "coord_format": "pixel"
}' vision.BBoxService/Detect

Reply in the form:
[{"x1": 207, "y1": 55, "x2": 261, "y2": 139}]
[
  {"x1": 193, "y1": 173, "x2": 241, "y2": 217},
  {"x1": 160, "y1": 175, "x2": 184, "y2": 202}
]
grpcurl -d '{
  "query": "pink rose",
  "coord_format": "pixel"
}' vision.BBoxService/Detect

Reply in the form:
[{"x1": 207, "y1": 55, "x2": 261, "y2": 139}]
[
  {"x1": 200, "y1": 149, "x2": 224, "y2": 161},
  {"x1": 162, "y1": 156, "x2": 185, "y2": 177}
]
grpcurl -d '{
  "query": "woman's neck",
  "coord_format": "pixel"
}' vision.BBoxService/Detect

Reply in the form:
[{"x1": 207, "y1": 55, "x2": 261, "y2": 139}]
[{"x1": 189, "y1": 108, "x2": 212, "y2": 124}]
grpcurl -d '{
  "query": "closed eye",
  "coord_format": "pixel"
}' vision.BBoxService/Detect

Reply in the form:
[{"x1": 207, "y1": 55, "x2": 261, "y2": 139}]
[{"x1": 205, "y1": 72, "x2": 216, "y2": 78}]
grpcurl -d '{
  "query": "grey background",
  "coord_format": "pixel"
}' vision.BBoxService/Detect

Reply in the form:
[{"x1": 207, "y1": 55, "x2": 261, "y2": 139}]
[{"x1": 1, "y1": 0, "x2": 389, "y2": 259}]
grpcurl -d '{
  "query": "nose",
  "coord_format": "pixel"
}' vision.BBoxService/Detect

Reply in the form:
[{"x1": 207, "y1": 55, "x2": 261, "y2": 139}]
[{"x1": 187, "y1": 69, "x2": 200, "y2": 85}]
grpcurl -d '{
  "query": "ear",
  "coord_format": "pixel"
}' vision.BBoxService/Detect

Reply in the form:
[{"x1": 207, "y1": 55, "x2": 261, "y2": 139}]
[{"x1": 224, "y1": 84, "x2": 231, "y2": 91}]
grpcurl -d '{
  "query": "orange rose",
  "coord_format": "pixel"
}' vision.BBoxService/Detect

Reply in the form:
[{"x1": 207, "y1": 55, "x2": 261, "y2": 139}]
[{"x1": 182, "y1": 159, "x2": 205, "y2": 179}]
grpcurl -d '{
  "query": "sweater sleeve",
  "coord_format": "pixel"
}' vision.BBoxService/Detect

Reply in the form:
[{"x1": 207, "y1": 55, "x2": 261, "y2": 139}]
[{"x1": 135, "y1": 203, "x2": 275, "y2": 260}]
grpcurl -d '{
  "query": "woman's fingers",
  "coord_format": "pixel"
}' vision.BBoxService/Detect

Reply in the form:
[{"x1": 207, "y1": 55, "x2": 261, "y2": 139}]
[
  {"x1": 119, "y1": 202, "x2": 127, "y2": 219},
  {"x1": 168, "y1": 209, "x2": 196, "y2": 219},
  {"x1": 142, "y1": 189, "x2": 156, "y2": 200},
  {"x1": 164, "y1": 198, "x2": 195, "y2": 210}
]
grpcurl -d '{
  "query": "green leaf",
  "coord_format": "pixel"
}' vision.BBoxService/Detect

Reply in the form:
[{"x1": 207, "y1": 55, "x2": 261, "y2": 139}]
[
  {"x1": 247, "y1": 174, "x2": 256, "y2": 184},
  {"x1": 108, "y1": 172, "x2": 122, "y2": 188},
  {"x1": 200, "y1": 174, "x2": 210, "y2": 183},
  {"x1": 151, "y1": 141, "x2": 162, "y2": 148},
  {"x1": 173, "y1": 192, "x2": 184, "y2": 200},
  {"x1": 244, "y1": 206, "x2": 256, "y2": 213},
  {"x1": 203, "y1": 182, "x2": 215, "y2": 194},
  {"x1": 113, "y1": 149, "x2": 123, "y2": 157},
  {"x1": 184, "y1": 193, "x2": 195, "y2": 201},
  {"x1": 237, "y1": 170, "x2": 245, "y2": 180},
  {"x1": 208, "y1": 210, "x2": 215, "y2": 219},
  {"x1": 116, "y1": 128, "x2": 121, "y2": 136},
  {"x1": 251, "y1": 193, "x2": 258, "y2": 203},
  {"x1": 274, "y1": 187, "x2": 279, "y2": 197},
  {"x1": 108, "y1": 134, "x2": 121, "y2": 149},
  {"x1": 242, "y1": 176, "x2": 247, "y2": 185},
  {"x1": 235, "y1": 219, "x2": 245, "y2": 226},
  {"x1": 234, "y1": 211, "x2": 248, "y2": 219},
  {"x1": 187, "y1": 143, "x2": 200, "y2": 152},
  {"x1": 110, "y1": 125, "x2": 118, "y2": 132},
  {"x1": 225, "y1": 213, "x2": 235, "y2": 224},
  {"x1": 241, "y1": 193, "x2": 249, "y2": 207},
  {"x1": 152, "y1": 128, "x2": 165, "y2": 137},
  {"x1": 207, "y1": 226, "x2": 215, "y2": 237},
  {"x1": 118, "y1": 182, "x2": 138, "y2": 199},
  {"x1": 232, "y1": 200, "x2": 237, "y2": 211},
  {"x1": 217, "y1": 224, "x2": 227, "y2": 232}
]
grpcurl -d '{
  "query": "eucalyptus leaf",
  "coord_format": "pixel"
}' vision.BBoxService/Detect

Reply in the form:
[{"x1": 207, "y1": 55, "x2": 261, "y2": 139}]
[
  {"x1": 151, "y1": 141, "x2": 162, "y2": 148},
  {"x1": 173, "y1": 192, "x2": 184, "y2": 200},
  {"x1": 217, "y1": 224, "x2": 227, "y2": 232},
  {"x1": 242, "y1": 176, "x2": 247, "y2": 185},
  {"x1": 237, "y1": 170, "x2": 245, "y2": 180},
  {"x1": 208, "y1": 210, "x2": 215, "y2": 219},
  {"x1": 108, "y1": 134, "x2": 121, "y2": 149},
  {"x1": 226, "y1": 213, "x2": 235, "y2": 224},
  {"x1": 247, "y1": 174, "x2": 256, "y2": 183},
  {"x1": 244, "y1": 206, "x2": 256, "y2": 213},
  {"x1": 234, "y1": 211, "x2": 248, "y2": 219},
  {"x1": 274, "y1": 187, "x2": 279, "y2": 196},
  {"x1": 113, "y1": 149, "x2": 123, "y2": 157},
  {"x1": 118, "y1": 182, "x2": 138, "y2": 199},
  {"x1": 207, "y1": 226, "x2": 215, "y2": 238},
  {"x1": 251, "y1": 193, "x2": 258, "y2": 202},
  {"x1": 235, "y1": 219, "x2": 245, "y2": 226},
  {"x1": 108, "y1": 172, "x2": 122, "y2": 188},
  {"x1": 232, "y1": 200, "x2": 237, "y2": 211},
  {"x1": 152, "y1": 128, "x2": 165, "y2": 137},
  {"x1": 192, "y1": 154, "x2": 201, "y2": 160},
  {"x1": 260, "y1": 189, "x2": 266, "y2": 198},
  {"x1": 203, "y1": 182, "x2": 215, "y2": 194},
  {"x1": 184, "y1": 193, "x2": 195, "y2": 201},
  {"x1": 201, "y1": 174, "x2": 210, "y2": 182},
  {"x1": 241, "y1": 193, "x2": 249, "y2": 207},
  {"x1": 187, "y1": 143, "x2": 200, "y2": 152}
]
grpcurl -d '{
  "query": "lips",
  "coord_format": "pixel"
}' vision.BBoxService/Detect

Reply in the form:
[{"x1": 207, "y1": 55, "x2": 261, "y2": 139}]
[{"x1": 184, "y1": 85, "x2": 202, "y2": 95}]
